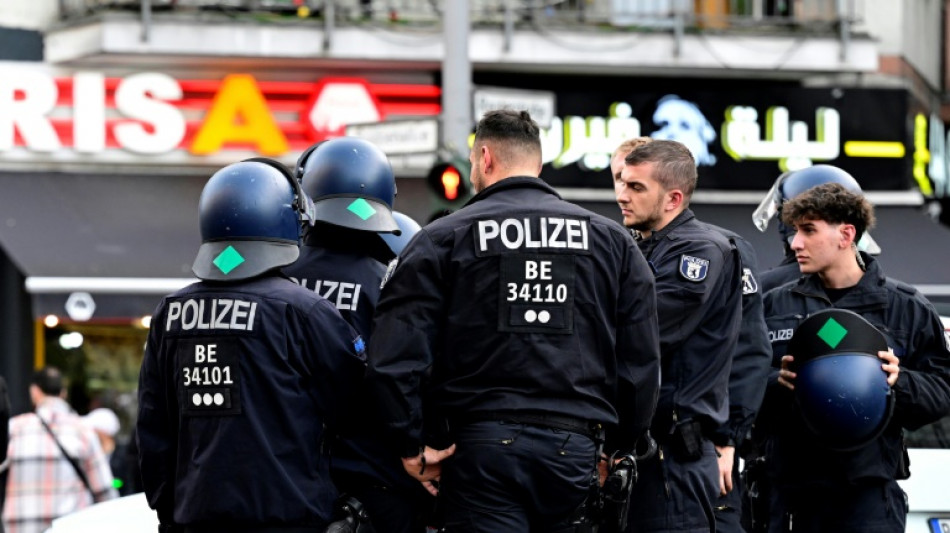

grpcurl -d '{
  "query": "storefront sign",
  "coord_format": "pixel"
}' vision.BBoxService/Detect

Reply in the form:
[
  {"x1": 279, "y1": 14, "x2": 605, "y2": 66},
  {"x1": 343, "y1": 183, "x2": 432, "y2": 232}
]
[
  {"x1": 471, "y1": 73, "x2": 914, "y2": 191},
  {"x1": 345, "y1": 118, "x2": 440, "y2": 155},
  {"x1": 0, "y1": 64, "x2": 441, "y2": 165},
  {"x1": 473, "y1": 86, "x2": 556, "y2": 128}
]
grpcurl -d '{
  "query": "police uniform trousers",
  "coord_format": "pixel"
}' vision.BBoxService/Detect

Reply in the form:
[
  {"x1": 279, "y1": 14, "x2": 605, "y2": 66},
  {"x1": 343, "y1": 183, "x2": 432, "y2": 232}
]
[
  {"x1": 334, "y1": 475, "x2": 433, "y2": 533},
  {"x1": 438, "y1": 420, "x2": 598, "y2": 533},
  {"x1": 624, "y1": 440, "x2": 720, "y2": 533},
  {"x1": 767, "y1": 479, "x2": 907, "y2": 533},
  {"x1": 713, "y1": 455, "x2": 745, "y2": 533}
]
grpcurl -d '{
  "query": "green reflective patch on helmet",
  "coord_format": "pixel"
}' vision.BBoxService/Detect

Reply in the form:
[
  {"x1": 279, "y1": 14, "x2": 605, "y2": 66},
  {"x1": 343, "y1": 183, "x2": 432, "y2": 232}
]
[
  {"x1": 817, "y1": 317, "x2": 848, "y2": 349},
  {"x1": 347, "y1": 198, "x2": 377, "y2": 221},
  {"x1": 213, "y1": 245, "x2": 245, "y2": 275}
]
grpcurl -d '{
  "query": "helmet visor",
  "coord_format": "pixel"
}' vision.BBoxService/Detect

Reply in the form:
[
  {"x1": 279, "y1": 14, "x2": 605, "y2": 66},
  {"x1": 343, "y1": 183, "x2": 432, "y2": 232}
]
[
  {"x1": 857, "y1": 233, "x2": 881, "y2": 255},
  {"x1": 751, "y1": 176, "x2": 785, "y2": 232},
  {"x1": 298, "y1": 193, "x2": 317, "y2": 227}
]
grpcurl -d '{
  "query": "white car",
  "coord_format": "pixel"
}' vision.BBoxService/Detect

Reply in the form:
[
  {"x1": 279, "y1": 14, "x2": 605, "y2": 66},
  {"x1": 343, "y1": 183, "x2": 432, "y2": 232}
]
[
  {"x1": 45, "y1": 493, "x2": 157, "y2": 533},
  {"x1": 899, "y1": 311, "x2": 950, "y2": 533},
  {"x1": 903, "y1": 397, "x2": 950, "y2": 533}
]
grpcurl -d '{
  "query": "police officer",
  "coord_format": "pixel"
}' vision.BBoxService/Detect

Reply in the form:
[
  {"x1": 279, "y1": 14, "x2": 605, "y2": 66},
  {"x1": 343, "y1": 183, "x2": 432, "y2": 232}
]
[
  {"x1": 751, "y1": 165, "x2": 881, "y2": 293},
  {"x1": 613, "y1": 139, "x2": 743, "y2": 533},
  {"x1": 284, "y1": 137, "x2": 399, "y2": 337},
  {"x1": 282, "y1": 138, "x2": 433, "y2": 533},
  {"x1": 366, "y1": 109, "x2": 661, "y2": 532},
  {"x1": 705, "y1": 223, "x2": 771, "y2": 533},
  {"x1": 380, "y1": 211, "x2": 423, "y2": 257},
  {"x1": 611, "y1": 138, "x2": 770, "y2": 532},
  {"x1": 611, "y1": 137, "x2": 770, "y2": 532},
  {"x1": 762, "y1": 183, "x2": 950, "y2": 532},
  {"x1": 136, "y1": 159, "x2": 367, "y2": 533},
  {"x1": 746, "y1": 164, "x2": 883, "y2": 531}
]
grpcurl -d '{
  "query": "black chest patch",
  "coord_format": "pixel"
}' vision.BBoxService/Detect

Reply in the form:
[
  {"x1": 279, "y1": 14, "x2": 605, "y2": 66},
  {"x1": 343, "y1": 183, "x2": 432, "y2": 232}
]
[
  {"x1": 178, "y1": 338, "x2": 242, "y2": 417},
  {"x1": 498, "y1": 254, "x2": 575, "y2": 334}
]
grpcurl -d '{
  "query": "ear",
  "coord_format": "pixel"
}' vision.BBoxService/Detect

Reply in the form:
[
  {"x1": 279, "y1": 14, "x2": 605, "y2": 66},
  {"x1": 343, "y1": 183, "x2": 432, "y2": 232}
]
[
  {"x1": 664, "y1": 189, "x2": 685, "y2": 212},
  {"x1": 479, "y1": 144, "x2": 492, "y2": 173},
  {"x1": 839, "y1": 223, "x2": 857, "y2": 248}
]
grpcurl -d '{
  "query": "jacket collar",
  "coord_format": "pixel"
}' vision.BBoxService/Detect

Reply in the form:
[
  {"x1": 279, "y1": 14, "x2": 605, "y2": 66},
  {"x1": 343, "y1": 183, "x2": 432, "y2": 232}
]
[
  {"x1": 466, "y1": 177, "x2": 560, "y2": 206},
  {"x1": 637, "y1": 209, "x2": 695, "y2": 255},
  {"x1": 792, "y1": 252, "x2": 888, "y2": 308}
]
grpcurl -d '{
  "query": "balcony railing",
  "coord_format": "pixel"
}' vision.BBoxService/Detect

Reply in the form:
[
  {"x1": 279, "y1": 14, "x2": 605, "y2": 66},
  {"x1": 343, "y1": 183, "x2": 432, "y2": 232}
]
[
  {"x1": 56, "y1": 0, "x2": 863, "y2": 60},
  {"x1": 60, "y1": 0, "x2": 863, "y2": 31}
]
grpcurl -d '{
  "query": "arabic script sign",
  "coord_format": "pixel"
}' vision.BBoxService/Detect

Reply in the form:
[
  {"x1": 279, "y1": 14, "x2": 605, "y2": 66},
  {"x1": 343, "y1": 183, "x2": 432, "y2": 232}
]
[{"x1": 472, "y1": 72, "x2": 912, "y2": 191}]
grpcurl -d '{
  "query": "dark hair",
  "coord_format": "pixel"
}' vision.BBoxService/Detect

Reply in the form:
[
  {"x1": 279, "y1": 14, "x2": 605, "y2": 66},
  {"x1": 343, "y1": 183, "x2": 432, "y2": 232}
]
[
  {"x1": 624, "y1": 139, "x2": 698, "y2": 199},
  {"x1": 473, "y1": 109, "x2": 541, "y2": 163},
  {"x1": 780, "y1": 182, "x2": 876, "y2": 241},
  {"x1": 32, "y1": 366, "x2": 64, "y2": 396}
]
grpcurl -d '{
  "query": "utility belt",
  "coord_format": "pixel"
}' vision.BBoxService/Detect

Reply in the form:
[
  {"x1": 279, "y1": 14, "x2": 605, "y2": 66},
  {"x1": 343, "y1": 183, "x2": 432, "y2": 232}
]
[
  {"x1": 455, "y1": 410, "x2": 604, "y2": 441},
  {"x1": 653, "y1": 416, "x2": 708, "y2": 462}
]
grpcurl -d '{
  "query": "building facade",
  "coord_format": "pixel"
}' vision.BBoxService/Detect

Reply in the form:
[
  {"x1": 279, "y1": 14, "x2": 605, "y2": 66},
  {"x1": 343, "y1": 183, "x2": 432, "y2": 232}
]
[{"x1": 1, "y1": 0, "x2": 949, "y2": 417}]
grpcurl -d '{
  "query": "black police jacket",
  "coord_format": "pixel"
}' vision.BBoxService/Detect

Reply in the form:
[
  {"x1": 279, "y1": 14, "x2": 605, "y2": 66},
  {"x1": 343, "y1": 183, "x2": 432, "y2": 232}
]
[
  {"x1": 762, "y1": 253, "x2": 950, "y2": 485},
  {"x1": 136, "y1": 275, "x2": 367, "y2": 528},
  {"x1": 703, "y1": 224, "x2": 772, "y2": 449},
  {"x1": 637, "y1": 210, "x2": 742, "y2": 435},
  {"x1": 283, "y1": 227, "x2": 394, "y2": 339},
  {"x1": 759, "y1": 255, "x2": 803, "y2": 295},
  {"x1": 283, "y1": 227, "x2": 418, "y2": 490},
  {"x1": 366, "y1": 177, "x2": 661, "y2": 456}
]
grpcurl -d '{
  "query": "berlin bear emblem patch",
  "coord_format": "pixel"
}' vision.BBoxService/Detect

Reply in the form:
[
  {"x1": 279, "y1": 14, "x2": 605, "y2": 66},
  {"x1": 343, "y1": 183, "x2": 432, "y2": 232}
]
[
  {"x1": 679, "y1": 255, "x2": 709, "y2": 282},
  {"x1": 742, "y1": 267, "x2": 758, "y2": 294}
]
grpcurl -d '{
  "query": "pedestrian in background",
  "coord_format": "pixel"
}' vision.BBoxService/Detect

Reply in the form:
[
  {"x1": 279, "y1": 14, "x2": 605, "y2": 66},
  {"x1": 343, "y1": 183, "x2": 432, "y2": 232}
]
[
  {"x1": 762, "y1": 182, "x2": 950, "y2": 532},
  {"x1": 366, "y1": 109, "x2": 661, "y2": 532},
  {"x1": 3, "y1": 367, "x2": 116, "y2": 533},
  {"x1": 136, "y1": 158, "x2": 367, "y2": 533},
  {"x1": 0, "y1": 374, "x2": 11, "y2": 533},
  {"x1": 613, "y1": 139, "x2": 742, "y2": 533}
]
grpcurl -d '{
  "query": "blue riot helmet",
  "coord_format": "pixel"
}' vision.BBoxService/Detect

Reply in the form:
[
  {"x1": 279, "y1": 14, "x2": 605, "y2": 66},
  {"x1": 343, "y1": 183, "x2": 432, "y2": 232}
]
[
  {"x1": 380, "y1": 211, "x2": 423, "y2": 256},
  {"x1": 752, "y1": 165, "x2": 880, "y2": 254},
  {"x1": 192, "y1": 158, "x2": 315, "y2": 282},
  {"x1": 787, "y1": 309, "x2": 894, "y2": 451},
  {"x1": 295, "y1": 136, "x2": 400, "y2": 234}
]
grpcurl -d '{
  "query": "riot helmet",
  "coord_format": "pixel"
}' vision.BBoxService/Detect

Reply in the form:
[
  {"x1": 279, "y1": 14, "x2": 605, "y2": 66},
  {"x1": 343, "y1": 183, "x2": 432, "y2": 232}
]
[
  {"x1": 192, "y1": 158, "x2": 315, "y2": 282},
  {"x1": 380, "y1": 211, "x2": 423, "y2": 256},
  {"x1": 295, "y1": 137, "x2": 399, "y2": 234},
  {"x1": 787, "y1": 308, "x2": 894, "y2": 451},
  {"x1": 752, "y1": 165, "x2": 880, "y2": 254}
]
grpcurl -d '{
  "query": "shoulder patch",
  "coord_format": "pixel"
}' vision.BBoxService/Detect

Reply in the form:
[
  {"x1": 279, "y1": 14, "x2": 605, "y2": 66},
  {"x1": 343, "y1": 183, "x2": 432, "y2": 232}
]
[
  {"x1": 353, "y1": 336, "x2": 366, "y2": 357},
  {"x1": 679, "y1": 254, "x2": 709, "y2": 282},
  {"x1": 380, "y1": 257, "x2": 398, "y2": 290},
  {"x1": 742, "y1": 267, "x2": 758, "y2": 295}
]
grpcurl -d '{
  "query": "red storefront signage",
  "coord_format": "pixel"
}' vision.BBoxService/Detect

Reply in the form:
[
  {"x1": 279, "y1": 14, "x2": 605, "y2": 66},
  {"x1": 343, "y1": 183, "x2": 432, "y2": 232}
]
[{"x1": 0, "y1": 68, "x2": 441, "y2": 157}]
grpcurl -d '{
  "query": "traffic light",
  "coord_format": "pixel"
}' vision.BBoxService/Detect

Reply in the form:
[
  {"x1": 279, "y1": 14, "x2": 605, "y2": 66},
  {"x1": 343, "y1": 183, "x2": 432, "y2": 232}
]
[{"x1": 426, "y1": 158, "x2": 471, "y2": 222}]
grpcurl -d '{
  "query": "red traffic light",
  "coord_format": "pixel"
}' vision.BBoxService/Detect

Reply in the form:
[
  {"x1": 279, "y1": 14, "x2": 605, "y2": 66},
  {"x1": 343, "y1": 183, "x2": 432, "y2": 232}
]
[
  {"x1": 426, "y1": 161, "x2": 470, "y2": 204},
  {"x1": 440, "y1": 167, "x2": 461, "y2": 201}
]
